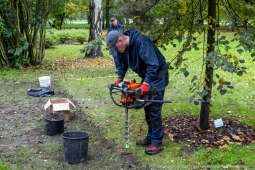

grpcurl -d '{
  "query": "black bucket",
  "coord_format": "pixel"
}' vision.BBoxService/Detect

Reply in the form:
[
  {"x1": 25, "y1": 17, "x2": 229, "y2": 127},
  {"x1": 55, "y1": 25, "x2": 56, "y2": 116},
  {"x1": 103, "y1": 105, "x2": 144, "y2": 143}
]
[
  {"x1": 62, "y1": 131, "x2": 89, "y2": 164},
  {"x1": 45, "y1": 114, "x2": 64, "y2": 136}
]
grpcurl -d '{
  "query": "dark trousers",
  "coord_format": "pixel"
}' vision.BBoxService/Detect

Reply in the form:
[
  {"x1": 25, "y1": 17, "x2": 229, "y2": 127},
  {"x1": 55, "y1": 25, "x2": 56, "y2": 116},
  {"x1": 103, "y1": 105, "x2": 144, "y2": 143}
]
[{"x1": 144, "y1": 90, "x2": 165, "y2": 145}]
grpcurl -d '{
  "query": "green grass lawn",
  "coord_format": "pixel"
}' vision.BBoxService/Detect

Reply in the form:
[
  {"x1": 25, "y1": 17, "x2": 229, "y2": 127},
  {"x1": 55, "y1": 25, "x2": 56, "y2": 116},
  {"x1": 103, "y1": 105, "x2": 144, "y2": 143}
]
[{"x1": 1, "y1": 31, "x2": 255, "y2": 169}]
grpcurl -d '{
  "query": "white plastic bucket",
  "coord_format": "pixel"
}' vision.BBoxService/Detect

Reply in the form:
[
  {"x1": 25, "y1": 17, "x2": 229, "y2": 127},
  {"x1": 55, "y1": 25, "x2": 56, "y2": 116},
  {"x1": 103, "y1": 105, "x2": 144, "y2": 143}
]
[{"x1": 39, "y1": 76, "x2": 51, "y2": 88}]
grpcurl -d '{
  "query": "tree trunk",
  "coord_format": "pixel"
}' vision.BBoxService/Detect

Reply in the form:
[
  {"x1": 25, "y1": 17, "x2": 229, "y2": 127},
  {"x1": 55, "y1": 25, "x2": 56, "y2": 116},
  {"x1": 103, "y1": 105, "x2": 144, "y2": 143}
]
[
  {"x1": 86, "y1": 0, "x2": 103, "y2": 57},
  {"x1": 199, "y1": 0, "x2": 216, "y2": 130},
  {"x1": 105, "y1": 0, "x2": 110, "y2": 29},
  {"x1": 59, "y1": 13, "x2": 65, "y2": 29},
  {"x1": 0, "y1": 39, "x2": 9, "y2": 67},
  {"x1": 102, "y1": 14, "x2": 105, "y2": 29},
  {"x1": 228, "y1": 22, "x2": 234, "y2": 32},
  {"x1": 244, "y1": 19, "x2": 248, "y2": 31}
]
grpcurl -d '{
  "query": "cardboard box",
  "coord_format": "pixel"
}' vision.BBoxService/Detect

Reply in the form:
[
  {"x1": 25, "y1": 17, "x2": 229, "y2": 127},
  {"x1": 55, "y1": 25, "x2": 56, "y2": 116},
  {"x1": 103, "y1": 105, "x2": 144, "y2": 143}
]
[{"x1": 44, "y1": 98, "x2": 76, "y2": 122}]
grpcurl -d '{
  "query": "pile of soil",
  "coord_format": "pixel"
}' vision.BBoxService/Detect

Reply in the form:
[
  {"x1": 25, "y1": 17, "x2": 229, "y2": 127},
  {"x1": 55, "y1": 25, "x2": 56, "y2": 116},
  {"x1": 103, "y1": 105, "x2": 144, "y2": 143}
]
[
  {"x1": 45, "y1": 113, "x2": 64, "y2": 121},
  {"x1": 163, "y1": 116, "x2": 255, "y2": 148}
]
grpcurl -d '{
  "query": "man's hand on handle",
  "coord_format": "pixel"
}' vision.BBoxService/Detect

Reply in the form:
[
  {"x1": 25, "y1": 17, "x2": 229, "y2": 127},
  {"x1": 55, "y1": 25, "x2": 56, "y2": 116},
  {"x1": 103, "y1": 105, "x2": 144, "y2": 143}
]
[{"x1": 135, "y1": 82, "x2": 149, "y2": 95}]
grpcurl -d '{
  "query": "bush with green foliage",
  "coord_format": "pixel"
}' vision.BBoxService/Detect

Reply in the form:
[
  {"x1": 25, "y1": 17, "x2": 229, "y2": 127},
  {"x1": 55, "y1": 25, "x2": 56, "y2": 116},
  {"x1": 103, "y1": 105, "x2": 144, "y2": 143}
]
[
  {"x1": 45, "y1": 29, "x2": 89, "y2": 48},
  {"x1": 0, "y1": 0, "x2": 61, "y2": 68},
  {"x1": 45, "y1": 33, "x2": 58, "y2": 49},
  {"x1": 57, "y1": 31, "x2": 74, "y2": 43}
]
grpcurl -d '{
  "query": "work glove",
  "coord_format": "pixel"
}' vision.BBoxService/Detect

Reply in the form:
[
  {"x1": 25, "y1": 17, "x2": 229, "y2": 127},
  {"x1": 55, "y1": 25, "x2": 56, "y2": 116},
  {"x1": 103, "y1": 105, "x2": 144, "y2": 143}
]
[
  {"x1": 114, "y1": 78, "x2": 123, "y2": 85},
  {"x1": 135, "y1": 83, "x2": 149, "y2": 95}
]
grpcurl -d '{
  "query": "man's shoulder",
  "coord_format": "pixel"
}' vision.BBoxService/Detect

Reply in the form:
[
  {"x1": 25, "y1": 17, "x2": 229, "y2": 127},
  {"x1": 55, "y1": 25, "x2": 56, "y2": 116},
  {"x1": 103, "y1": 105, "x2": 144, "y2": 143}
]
[
  {"x1": 135, "y1": 33, "x2": 150, "y2": 43},
  {"x1": 108, "y1": 26, "x2": 114, "y2": 32},
  {"x1": 117, "y1": 23, "x2": 124, "y2": 30}
]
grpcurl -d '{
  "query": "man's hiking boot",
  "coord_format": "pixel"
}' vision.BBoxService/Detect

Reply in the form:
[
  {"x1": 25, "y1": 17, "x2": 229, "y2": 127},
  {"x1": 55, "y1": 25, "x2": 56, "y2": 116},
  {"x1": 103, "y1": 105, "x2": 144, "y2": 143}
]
[{"x1": 145, "y1": 144, "x2": 162, "y2": 155}]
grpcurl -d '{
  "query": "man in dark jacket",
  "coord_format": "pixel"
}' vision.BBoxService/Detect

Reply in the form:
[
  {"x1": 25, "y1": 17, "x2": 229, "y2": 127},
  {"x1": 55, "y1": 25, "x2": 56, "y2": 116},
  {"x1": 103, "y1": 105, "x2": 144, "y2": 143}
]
[
  {"x1": 107, "y1": 17, "x2": 124, "y2": 67},
  {"x1": 106, "y1": 29, "x2": 169, "y2": 155},
  {"x1": 107, "y1": 17, "x2": 124, "y2": 33}
]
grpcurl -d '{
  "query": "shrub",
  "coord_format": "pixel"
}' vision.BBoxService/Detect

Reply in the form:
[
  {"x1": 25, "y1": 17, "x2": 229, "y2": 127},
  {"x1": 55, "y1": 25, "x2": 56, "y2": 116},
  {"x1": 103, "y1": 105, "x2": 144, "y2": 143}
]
[
  {"x1": 74, "y1": 32, "x2": 88, "y2": 44},
  {"x1": 57, "y1": 31, "x2": 73, "y2": 43},
  {"x1": 75, "y1": 36, "x2": 87, "y2": 44},
  {"x1": 45, "y1": 33, "x2": 58, "y2": 48},
  {"x1": 45, "y1": 29, "x2": 89, "y2": 46}
]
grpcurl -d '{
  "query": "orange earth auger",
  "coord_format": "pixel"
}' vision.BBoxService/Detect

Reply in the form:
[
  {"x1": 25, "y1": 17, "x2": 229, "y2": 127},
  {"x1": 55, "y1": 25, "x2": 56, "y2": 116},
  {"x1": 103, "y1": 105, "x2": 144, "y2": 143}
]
[{"x1": 108, "y1": 79, "x2": 171, "y2": 153}]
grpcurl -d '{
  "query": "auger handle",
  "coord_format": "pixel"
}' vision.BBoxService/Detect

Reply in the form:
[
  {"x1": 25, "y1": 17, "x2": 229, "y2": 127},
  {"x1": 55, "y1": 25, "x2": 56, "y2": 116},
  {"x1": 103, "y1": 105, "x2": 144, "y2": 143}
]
[
  {"x1": 108, "y1": 83, "x2": 135, "y2": 94},
  {"x1": 136, "y1": 99, "x2": 172, "y2": 103}
]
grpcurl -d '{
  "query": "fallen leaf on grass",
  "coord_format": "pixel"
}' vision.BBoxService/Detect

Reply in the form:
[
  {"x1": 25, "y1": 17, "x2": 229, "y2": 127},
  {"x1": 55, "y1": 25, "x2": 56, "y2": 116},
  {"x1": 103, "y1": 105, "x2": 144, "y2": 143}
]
[
  {"x1": 168, "y1": 134, "x2": 175, "y2": 141},
  {"x1": 201, "y1": 139, "x2": 209, "y2": 144},
  {"x1": 8, "y1": 146, "x2": 16, "y2": 151},
  {"x1": 232, "y1": 134, "x2": 241, "y2": 141},
  {"x1": 139, "y1": 127, "x2": 147, "y2": 133},
  {"x1": 223, "y1": 136, "x2": 231, "y2": 143},
  {"x1": 219, "y1": 144, "x2": 228, "y2": 149},
  {"x1": 238, "y1": 159, "x2": 246, "y2": 165}
]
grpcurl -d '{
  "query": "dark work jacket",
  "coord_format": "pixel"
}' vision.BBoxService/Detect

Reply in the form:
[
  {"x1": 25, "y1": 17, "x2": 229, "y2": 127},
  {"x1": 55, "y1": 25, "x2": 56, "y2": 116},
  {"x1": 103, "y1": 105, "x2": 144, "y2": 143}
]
[
  {"x1": 107, "y1": 23, "x2": 124, "y2": 33},
  {"x1": 114, "y1": 29, "x2": 169, "y2": 91}
]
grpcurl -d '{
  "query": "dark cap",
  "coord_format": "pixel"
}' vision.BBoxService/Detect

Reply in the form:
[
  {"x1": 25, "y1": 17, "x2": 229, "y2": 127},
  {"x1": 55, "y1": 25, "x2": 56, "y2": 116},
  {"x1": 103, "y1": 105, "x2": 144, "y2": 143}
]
[
  {"x1": 106, "y1": 31, "x2": 120, "y2": 55},
  {"x1": 110, "y1": 17, "x2": 116, "y2": 21}
]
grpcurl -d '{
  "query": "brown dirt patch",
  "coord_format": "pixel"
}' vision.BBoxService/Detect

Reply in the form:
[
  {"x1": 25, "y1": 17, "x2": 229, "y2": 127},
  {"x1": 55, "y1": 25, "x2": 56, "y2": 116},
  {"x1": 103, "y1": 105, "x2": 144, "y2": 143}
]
[
  {"x1": 0, "y1": 79, "x2": 143, "y2": 169},
  {"x1": 163, "y1": 116, "x2": 255, "y2": 149}
]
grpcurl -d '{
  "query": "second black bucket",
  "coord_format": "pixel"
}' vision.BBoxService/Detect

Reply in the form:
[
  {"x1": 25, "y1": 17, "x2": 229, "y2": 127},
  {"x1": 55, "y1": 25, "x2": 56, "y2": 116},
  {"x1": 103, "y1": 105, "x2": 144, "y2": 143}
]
[
  {"x1": 45, "y1": 113, "x2": 64, "y2": 136},
  {"x1": 62, "y1": 131, "x2": 89, "y2": 164}
]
